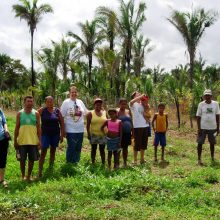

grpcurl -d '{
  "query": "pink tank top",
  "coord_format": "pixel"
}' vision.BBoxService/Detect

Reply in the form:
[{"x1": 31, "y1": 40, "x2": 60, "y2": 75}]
[{"x1": 107, "y1": 120, "x2": 120, "y2": 133}]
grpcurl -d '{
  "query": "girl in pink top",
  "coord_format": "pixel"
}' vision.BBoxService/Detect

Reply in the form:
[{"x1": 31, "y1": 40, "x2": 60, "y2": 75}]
[{"x1": 101, "y1": 109, "x2": 122, "y2": 170}]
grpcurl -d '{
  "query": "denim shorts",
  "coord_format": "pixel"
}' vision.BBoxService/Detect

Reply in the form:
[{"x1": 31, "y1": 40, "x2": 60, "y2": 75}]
[
  {"x1": 106, "y1": 137, "x2": 120, "y2": 151},
  {"x1": 154, "y1": 132, "x2": 166, "y2": 147},
  {"x1": 41, "y1": 134, "x2": 60, "y2": 149}
]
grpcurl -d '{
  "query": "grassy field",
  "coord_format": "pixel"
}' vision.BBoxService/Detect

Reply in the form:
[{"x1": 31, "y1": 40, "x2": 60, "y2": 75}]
[{"x1": 0, "y1": 115, "x2": 220, "y2": 219}]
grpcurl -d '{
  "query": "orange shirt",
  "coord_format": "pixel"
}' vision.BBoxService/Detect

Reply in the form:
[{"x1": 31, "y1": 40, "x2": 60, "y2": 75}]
[{"x1": 155, "y1": 113, "x2": 167, "y2": 132}]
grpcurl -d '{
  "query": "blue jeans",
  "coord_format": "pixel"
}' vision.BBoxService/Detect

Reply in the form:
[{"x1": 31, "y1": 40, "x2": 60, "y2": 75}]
[{"x1": 66, "y1": 133, "x2": 84, "y2": 163}]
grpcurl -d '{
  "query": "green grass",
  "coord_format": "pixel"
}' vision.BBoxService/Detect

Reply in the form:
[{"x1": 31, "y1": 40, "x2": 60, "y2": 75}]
[{"x1": 1, "y1": 116, "x2": 220, "y2": 219}]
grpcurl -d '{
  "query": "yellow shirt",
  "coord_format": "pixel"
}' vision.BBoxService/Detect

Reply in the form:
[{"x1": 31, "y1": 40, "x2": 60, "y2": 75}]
[
  {"x1": 90, "y1": 110, "x2": 107, "y2": 136},
  {"x1": 155, "y1": 113, "x2": 167, "y2": 133},
  {"x1": 17, "y1": 109, "x2": 39, "y2": 145}
]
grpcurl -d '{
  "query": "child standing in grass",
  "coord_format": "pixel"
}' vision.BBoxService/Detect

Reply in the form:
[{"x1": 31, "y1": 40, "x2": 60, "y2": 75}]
[
  {"x1": 101, "y1": 109, "x2": 122, "y2": 170},
  {"x1": 152, "y1": 103, "x2": 168, "y2": 162}
]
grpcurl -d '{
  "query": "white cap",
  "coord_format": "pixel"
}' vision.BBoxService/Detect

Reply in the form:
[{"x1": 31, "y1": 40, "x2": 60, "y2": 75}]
[{"x1": 203, "y1": 89, "x2": 212, "y2": 96}]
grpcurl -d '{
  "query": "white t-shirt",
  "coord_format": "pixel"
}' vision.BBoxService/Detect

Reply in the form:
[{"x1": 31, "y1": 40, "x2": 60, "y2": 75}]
[
  {"x1": 196, "y1": 100, "x2": 220, "y2": 130},
  {"x1": 129, "y1": 102, "x2": 149, "y2": 128},
  {"x1": 60, "y1": 98, "x2": 88, "y2": 133}
]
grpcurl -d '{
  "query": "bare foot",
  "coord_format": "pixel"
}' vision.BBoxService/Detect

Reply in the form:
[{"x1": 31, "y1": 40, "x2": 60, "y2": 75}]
[{"x1": 197, "y1": 160, "x2": 204, "y2": 166}]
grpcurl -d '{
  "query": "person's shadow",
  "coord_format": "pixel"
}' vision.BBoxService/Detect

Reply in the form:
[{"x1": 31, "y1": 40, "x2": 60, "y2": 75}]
[{"x1": 158, "y1": 160, "x2": 169, "y2": 168}]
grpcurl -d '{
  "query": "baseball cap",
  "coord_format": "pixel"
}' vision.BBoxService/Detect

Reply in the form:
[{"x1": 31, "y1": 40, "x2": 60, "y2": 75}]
[
  {"x1": 94, "y1": 98, "x2": 103, "y2": 104},
  {"x1": 141, "y1": 95, "x2": 149, "y2": 102},
  {"x1": 203, "y1": 89, "x2": 212, "y2": 96}
]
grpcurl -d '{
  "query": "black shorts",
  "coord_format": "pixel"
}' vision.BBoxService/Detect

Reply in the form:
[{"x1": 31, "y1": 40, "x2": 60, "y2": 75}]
[
  {"x1": 0, "y1": 138, "x2": 9, "y2": 168},
  {"x1": 197, "y1": 129, "x2": 216, "y2": 145},
  {"x1": 134, "y1": 127, "x2": 148, "y2": 151},
  {"x1": 18, "y1": 145, "x2": 39, "y2": 161}
]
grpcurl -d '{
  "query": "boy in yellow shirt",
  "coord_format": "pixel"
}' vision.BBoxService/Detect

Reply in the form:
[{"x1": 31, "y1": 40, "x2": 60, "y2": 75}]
[{"x1": 152, "y1": 103, "x2": 168, "y2": 162}]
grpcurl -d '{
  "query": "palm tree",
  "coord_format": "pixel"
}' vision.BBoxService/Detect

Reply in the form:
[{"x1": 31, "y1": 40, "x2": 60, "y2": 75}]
[
  {"x1": 96, "y1": 6, "x2": 118, "y2": 51},
  {"x1": 95, "y1": 47, "x2": 122, "y2": 97},
  {"x1": 52, "y1": 38, "x2": 79, "y2": 82},
  {"x1": 68, "y1": 20, "x2": 104, "y2": 88},
  {"x1": 118, "y1": 0, "x2": 146, "y2": 73},
  {"x1": 12, "y1": 0, "x2": 53, "y2": 87},
  {"x1": 132, "y1": 35, "x2": 153, "y2": 76},
  {"x1": 36, "y1": 43, "x2": 60, "y2": 98},
  {"x1": 167, "y1": 8, "x2": 218, "y2": 90}
]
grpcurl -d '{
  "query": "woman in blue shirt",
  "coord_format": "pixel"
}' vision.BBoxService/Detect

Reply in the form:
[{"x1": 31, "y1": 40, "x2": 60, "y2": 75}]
[{"x1": 0, "y1": 108, "x2": 10, "y2": 188}]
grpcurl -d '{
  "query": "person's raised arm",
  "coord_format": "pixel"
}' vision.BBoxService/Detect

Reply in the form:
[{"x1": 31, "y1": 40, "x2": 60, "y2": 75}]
[{"x1": 130, "y1": 94, "x2": 145, "y2": 107}]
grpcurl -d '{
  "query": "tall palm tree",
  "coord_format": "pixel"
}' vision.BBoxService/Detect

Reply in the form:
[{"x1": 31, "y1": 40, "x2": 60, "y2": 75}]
[
  {"x1": 118, "y1": 0, "x2": 146, "y2": 73},
  {"x1": 167, "y1": 8, "x2": 218, "y2": 90},
  {"x1": 68, "y1": 20, "x2": 104, "y2": 88},
  {"x1": 96, "y1": 6, "x2": 118, "y2": 51},
  {"x1": 12, "y1": 0, "x2": 53, "y2": 87},
  {"x1": 132, "y1": 35, "x2": 153, "y2": 76}
]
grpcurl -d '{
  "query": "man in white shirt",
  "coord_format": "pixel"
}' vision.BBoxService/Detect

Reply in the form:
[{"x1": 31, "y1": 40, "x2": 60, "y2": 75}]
[{"x1": 196, "y1": 89, "x2": 220, "y2": 165}]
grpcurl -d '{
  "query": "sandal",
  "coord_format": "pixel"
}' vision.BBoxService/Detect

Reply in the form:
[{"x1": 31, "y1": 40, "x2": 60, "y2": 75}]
[{"x1": 0, "y1": 180, "x2": 8, "y2": 188}]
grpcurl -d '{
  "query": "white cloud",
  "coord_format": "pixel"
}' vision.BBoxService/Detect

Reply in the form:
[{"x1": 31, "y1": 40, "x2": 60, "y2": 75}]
[{"x1": 0, "y1": 0, "x2": 220, "y2": 71}]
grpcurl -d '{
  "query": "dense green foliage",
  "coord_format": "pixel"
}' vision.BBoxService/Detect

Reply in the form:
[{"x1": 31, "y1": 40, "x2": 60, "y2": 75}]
[
  {"x1": 1, "y1": 0, "x2": 219, "y2": 130},
  {"x1": 1, "y1": 116, "x2": 220, "y2": 219}
]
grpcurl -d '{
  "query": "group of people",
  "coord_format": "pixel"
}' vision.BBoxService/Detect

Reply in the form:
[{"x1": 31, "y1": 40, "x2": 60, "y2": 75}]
[{"x1": 0, "y1": 87, "x2": 219, "y2": 187}]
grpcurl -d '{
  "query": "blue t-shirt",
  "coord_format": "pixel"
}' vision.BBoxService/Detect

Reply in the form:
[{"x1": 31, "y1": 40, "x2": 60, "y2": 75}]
[{"x1": 0, "y1": 108, "x2": 7, "y2": 141}]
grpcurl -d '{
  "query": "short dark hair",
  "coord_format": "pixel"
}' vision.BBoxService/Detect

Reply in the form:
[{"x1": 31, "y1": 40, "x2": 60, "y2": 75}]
[
  {"x1": 108, "y1": 108, "x2": 117, "y2": 114},
  {"x1": 24, "y1": 95, "x2": 33, "y2": 102},
  {"x1": 119, "y1": 98, "x2": 127, "y2": 104},
  {"x1": 131, "y1": 91, "x2": 138, "y2": 99},
  {"x1": 158, "y1": 102, "x2": 166, "y2": 108}
]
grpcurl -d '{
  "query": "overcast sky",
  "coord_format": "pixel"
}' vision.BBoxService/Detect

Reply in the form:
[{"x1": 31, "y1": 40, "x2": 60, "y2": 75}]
[{"x1": 1, "y1": 0, "x2": 220, "y2": 72}]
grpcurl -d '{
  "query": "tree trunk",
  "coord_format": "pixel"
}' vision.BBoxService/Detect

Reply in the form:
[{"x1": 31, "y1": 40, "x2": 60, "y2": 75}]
[
  {"x1": 175, "y1": 98, "x2": 181, "y2": 128},
  {"x1": 189, "y1": 49, "x2": 195, "y2": 128},
  {"x1": 189, "y1": 50, "x2": 195, "y2": 91},
  {"x1": 88, "y1": 56, "x2": 92, "y2": 89},
  {"x1": 114, "y1": 64, "x2": 120, "y2": 99},
  {"x1": 126, "y1": 39, "x2": 132, "y2": 74},
  {"x1": 110, "y1": 37, "x2": 114, "y2": 51},
  {"x1": 31, "y1": 31, "x2": 35, "y2": 87}
]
